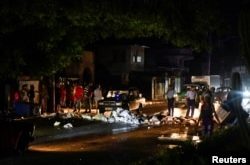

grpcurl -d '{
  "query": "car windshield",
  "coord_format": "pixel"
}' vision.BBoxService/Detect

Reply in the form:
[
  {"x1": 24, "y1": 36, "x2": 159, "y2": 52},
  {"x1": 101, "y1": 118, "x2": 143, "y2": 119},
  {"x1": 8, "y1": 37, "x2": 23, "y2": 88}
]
[
  {"x1": 106, "y1": 90, "x2": 128, "y2": 98},
  {"x1": 215, "y1": 87, "x2": 231, "y2": 92}
]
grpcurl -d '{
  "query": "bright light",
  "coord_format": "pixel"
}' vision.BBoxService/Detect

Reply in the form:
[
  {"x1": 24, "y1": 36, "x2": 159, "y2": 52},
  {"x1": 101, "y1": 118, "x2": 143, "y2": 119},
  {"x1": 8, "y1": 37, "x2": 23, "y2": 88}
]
[
  {"x1": 192, "y1": 135, "x2": 200, "y2": 141},
  {"x1": 243, "y1": 91, "x2": 250, "y2": 97},
  {"x1": 170, "y1": 133, "x2": 188, "y2": 140}
]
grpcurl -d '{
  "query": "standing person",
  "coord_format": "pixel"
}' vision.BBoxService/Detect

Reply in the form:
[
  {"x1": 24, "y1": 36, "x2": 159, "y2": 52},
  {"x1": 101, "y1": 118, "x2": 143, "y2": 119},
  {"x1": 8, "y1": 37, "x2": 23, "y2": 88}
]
[
  {"x1": 28, "y1": 84, "x2": 35, "y2": 104},
  {"x1": 66, "y1": 80, "x2": 74, "y2": 108},
  {"x1": 11, "y1": 85, "x2": 20, "y2": 112},
  {"x1": 40, "y1": 84, "x2": 48, "y2": 114},
  {"x1": 20, "y1": 84, "x2": 29, "y2": 103},
  {"x1": 83, "y1": 83, "x2": 92, "y2": 113},
  {"x1": 202, "y1": 87, "x2": 215, "y2": 104},
  {"x1": 93, "y1": 84, "x2": 103, "y2": 109},
  {"x1": 209, "y1": 87, "x2": 215, "y2": 104},
  {"x1": 60, "y1": 84, "x2": 66, "y2": 107},
  {"x1": 73, "y1": 81, "x2": 83, "y2": 113},
  {"x1": 28, "y1": 84, "x2": 35, "y2": 115},
  {"x1": 197, "y1": 95, "x2": 220, "y2": 137},
  {"x1": 226, "y1": 72, "x2": 249, "y2": 144},
  {"x1": 55, "y1": 80, "x2": 61, "y2": 113},
  {"x1": 186, "y1": 87, "x2": 197, "y2": 118},
  {"x1": 165, "y1": 85, "x2": 175, "y2": 116}
]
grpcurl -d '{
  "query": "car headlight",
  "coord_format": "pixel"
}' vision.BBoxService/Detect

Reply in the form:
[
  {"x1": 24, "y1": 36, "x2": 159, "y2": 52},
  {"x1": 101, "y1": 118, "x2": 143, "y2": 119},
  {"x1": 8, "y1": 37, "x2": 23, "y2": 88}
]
[{"x1": 243, "y1": 91, "x2": 250, "y2": 97}]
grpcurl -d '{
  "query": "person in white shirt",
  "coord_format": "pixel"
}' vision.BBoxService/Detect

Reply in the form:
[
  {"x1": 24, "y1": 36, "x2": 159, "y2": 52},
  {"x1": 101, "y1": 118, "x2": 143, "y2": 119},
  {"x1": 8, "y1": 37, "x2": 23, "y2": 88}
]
[
  {"x1": 185, "y1": 87, "x2": 197, "y2": 118},
  {"x1": 93, "y1": 84, "x2": 103, "y2": 109},
  {"x1": 166, "y1": 85, "x2": 175, "y2": 116}
]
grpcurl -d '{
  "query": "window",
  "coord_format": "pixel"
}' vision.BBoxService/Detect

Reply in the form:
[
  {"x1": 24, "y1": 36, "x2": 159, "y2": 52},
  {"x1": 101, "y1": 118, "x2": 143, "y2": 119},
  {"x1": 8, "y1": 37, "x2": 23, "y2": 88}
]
[
  {"x1": 137, "y1": 56, "x2": 142, "y2": 62},
  {"x1": 133, "y1": 55, "x2": 142, "y2": 63},
  {"x1": 132, "y1": 46, "x2": 143, "y2": 64}
]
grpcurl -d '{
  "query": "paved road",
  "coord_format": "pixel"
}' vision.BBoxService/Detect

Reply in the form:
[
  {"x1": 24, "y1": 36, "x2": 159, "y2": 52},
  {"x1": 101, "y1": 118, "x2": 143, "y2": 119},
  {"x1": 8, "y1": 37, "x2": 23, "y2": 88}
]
[{"x1": 0, "y1": 101, "x2": 200, "y2": 165}]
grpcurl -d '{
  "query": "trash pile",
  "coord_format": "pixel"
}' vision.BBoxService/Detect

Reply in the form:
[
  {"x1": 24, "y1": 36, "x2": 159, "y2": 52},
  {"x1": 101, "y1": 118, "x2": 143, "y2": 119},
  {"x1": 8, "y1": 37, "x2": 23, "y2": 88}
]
[
  {"x1": 51, "y1": 107, "x2": 198, "y2": 129},
  {"x1": 147, "y1": 112, "x2": 197, "y2": 126}
]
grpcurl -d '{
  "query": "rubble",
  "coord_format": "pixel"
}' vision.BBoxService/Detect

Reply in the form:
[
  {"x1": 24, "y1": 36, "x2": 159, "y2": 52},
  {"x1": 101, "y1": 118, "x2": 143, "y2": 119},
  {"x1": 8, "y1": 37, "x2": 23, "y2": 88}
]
[
  {"x1": 63, "y1": 123, "x2": 73, "y2": 129},
  {"x1": 55, "y1": 107, "x2": 199, "y2": 127},
  {"x1": 40, "y1": 112, "x2": 57, "y2": 118},
  {"x1": 61, "y1": 112, "x2": 75, "y2": 119},
  {"x1": 108, "y1": 108, "x2": 140, "y2": 125},
  {"x1": 92, "y1": 114, "x2": 108, "y2": 122},
  {"x1": 81, "y1": 114, "x2": 92, "y2": 120},
  {"x1": 53, "y1": 121, "x2": 61, "y2": 127},
  {"x1": 148, "y1": 115, "x2": 161, "y2": 125}
]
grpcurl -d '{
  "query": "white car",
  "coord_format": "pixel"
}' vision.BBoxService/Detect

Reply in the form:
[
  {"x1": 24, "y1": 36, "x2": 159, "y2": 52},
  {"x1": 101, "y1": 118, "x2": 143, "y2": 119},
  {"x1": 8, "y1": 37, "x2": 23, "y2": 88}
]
[{"x1": 98, "y1": 88, "x2": 146, "y2": 113}]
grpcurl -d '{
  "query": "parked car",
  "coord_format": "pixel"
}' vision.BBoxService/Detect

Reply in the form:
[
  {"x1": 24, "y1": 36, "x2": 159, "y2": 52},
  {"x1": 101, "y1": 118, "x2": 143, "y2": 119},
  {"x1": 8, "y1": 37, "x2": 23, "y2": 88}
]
[
  {"x1": 0, "y1": 117, "x2": 35, "y2": 156},
  {"x1": 214, "y1": 87, "x2": 232, "y2": 103},
  {"x1": 98, "y1": 88, "x2": 146, "y2": 113}
]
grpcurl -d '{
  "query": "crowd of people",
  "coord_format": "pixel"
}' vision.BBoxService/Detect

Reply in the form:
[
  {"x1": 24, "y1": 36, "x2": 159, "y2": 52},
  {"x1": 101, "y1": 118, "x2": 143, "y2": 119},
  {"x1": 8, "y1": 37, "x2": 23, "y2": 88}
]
[
  {"x1": 10, "y1": 72, "x2": 249, "y2": 139},
  {"x1": 11, "y1": 84, "x2": 38, "y2": 116},
  {"x1": 164, "y1": 72, "x2": 249, "y2": 138},
  {"x1": 55, "y1": 80, "x2": 103, "y2": 114},
  {"x1": 9, "y1": 79, "x2": 104, "y2": 116},
  {"x1": 165, "y1": 84, "x2": 220, "y2": 138}
]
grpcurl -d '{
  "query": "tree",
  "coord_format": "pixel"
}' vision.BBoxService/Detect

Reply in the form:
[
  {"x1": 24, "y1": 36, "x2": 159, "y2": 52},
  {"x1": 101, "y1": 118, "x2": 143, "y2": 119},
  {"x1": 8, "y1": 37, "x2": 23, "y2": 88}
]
[{"x1": 0, "y1": 0, "x2": 228, "y2": 79}]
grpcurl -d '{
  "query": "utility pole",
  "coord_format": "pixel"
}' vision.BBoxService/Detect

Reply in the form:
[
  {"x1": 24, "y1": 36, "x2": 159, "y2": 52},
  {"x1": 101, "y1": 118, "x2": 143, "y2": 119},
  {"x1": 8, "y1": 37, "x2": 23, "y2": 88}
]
[{"x1": 208, "y1": 31, "x2": 212, "y2": 75}]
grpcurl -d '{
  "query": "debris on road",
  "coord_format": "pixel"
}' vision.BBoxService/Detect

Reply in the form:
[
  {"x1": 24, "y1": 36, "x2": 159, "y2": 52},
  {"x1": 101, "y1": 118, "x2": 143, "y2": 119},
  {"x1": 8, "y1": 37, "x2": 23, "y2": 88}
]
[
  {"x1": 63, "y1": 123, "x2": 73, "y2": 129},
  {"x1": 92, "y1": 114, "x2": 108, "y2": 122},
  {"x1": 81, "y1": 114, "x2": 92, "y2": 120},
  {"x1": 51, "y1": 107, "x2": 199, "y2": 127},
  {"x1": 53, "y1": 121, "x2": 61, "y2": 127}
]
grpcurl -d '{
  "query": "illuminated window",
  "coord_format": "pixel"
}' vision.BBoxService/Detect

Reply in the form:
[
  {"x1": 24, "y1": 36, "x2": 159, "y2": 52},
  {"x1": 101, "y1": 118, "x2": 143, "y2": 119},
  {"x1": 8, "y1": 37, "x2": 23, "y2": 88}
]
[
  {"x1": 137, "y1": 56, "x2": 142, "y2": 62},
  {"x1": 132, "y1": 55, "x2": 142, "y2": 63},
  {"x1": 132, "y1": 46, "x2": 143, "y2": 63},
  {"x1": 133, "y1": 56, "x2": 136, "y2": 62}
]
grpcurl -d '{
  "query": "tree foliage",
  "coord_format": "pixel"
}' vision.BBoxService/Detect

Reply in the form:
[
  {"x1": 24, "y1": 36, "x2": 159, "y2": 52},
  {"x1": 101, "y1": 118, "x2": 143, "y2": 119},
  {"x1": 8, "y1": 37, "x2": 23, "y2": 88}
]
[{"x1": 0, "y1": 0, "x2": 240, "y2": 79}]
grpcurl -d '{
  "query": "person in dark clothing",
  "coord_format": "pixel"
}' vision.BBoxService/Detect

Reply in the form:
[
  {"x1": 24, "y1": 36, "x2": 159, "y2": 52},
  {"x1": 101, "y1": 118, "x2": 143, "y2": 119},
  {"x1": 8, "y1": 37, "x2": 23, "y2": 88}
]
[
  {"x1": 28, "y1": 85, "x2": 35, "y2": 115},
  {"x1": 28, "y1": 85, "x2": 35, "y2": 104},
  {"x1": 40, "y1": 84, "x2": 48, "y2": 114},
  {"x1": 225, "y1": 72, "x2": 249, "y2": 145},
  {"x1": 83, "y1": 83, "x2": 93, "y2": 113},
  {"x1": 165, "y1": 85, "x2": 175, "y2": 116},
  {"x1": 197, "y1": 95, "x2": 220, "y2": 137}
]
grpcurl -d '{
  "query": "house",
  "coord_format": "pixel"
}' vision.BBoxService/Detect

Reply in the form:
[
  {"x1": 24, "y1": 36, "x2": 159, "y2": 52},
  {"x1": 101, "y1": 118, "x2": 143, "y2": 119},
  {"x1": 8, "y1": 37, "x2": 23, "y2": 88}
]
[
  {"x1": 95, "y1": 44, "x2": 194, "y2": 100},
  {"x1": 60, "y1": 51, "x2": 95, "y2": 84}
]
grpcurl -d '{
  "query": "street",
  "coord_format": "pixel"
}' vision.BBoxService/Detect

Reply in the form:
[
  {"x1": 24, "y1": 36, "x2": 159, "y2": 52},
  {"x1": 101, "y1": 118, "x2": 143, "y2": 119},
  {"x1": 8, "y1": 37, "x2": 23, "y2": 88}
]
[
  {"x1": 0, "y1": 101, "x2": 202, "y2": 165},
  {"x1": 1, "y1": 1, "x2": 250, "y2": 164}
]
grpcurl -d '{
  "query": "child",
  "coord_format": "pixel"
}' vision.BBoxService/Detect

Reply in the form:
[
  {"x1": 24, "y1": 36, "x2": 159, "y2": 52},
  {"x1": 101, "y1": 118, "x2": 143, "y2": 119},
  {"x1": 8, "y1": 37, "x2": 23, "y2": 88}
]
[{"x1": 197, "y1": 95, "x2": 220, "y2": 137}]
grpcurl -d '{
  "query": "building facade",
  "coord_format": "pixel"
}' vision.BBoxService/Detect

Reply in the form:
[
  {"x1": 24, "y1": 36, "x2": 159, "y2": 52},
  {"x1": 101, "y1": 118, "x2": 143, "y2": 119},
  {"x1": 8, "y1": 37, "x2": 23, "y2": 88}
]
[{"x1": 95, "y1": 44, "x2": 194, "y2": 100}]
